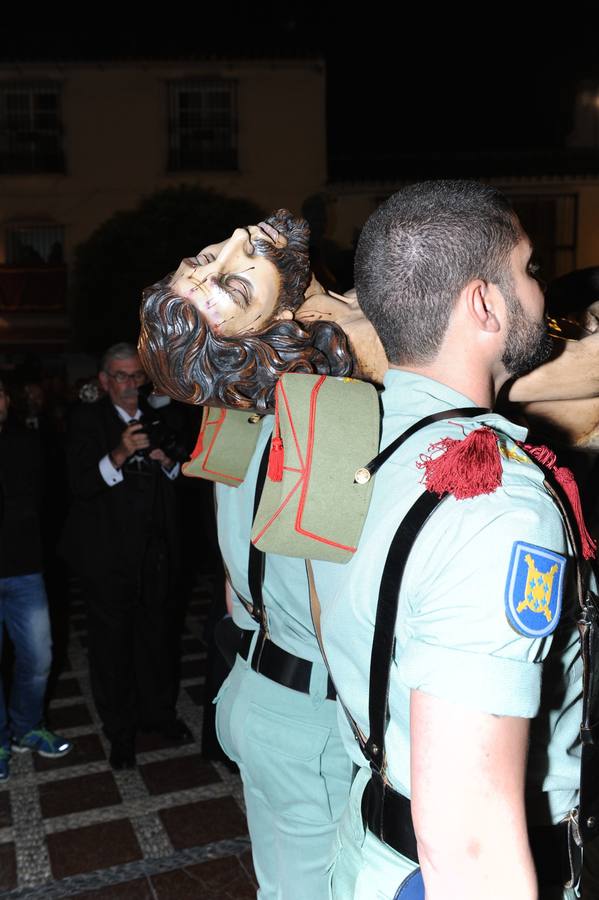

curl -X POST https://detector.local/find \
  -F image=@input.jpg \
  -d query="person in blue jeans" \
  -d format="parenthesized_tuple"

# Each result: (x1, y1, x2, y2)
(0, 380, 71, 779)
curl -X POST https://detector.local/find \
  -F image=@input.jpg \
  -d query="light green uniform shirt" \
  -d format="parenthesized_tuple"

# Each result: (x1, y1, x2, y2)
(315, 370, 583, 825)
(216, 416, 326, 666)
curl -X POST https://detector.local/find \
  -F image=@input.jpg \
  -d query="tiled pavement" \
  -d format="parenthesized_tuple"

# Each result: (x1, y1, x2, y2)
(7, 579, 597, 899)
(0, 580, 257, 899)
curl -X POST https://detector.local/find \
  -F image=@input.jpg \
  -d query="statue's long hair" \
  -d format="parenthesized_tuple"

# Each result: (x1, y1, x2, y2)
(138, 278, 354, 413)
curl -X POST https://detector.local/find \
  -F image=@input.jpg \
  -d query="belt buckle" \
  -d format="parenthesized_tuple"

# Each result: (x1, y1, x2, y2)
(251, 629, 268, 673)
(564, 808, 583, 890)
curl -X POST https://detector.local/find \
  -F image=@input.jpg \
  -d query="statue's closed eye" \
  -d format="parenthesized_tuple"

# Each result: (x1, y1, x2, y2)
(221, 274, 251, 309)
(196, 251, 216, 266)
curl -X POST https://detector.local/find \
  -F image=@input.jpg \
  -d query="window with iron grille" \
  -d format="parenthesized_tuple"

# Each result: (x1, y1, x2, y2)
(0, 81, 64, 174)
(5, 224, 65, 265)
(168, 79, 237, 171)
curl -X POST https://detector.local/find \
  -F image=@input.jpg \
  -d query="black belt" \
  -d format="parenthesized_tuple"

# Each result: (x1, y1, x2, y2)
(361, 774, 578, 888)
(238, 628, 336, 701)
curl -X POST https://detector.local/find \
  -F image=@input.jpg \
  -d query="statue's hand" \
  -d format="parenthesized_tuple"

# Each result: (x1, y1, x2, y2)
(304, 272, 326, 300)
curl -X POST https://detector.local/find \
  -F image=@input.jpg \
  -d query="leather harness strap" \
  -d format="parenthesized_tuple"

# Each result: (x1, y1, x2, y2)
(361, 407, 490, 480)
(244, 436, 336, 700)
(246, 437, 272, 631)
(519, 449, 599, 849)
(365, 489, 442, 772)
(238, 627, 336, 700)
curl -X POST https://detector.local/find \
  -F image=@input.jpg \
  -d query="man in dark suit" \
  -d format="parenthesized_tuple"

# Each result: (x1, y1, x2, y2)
(61, 343, 190, 769)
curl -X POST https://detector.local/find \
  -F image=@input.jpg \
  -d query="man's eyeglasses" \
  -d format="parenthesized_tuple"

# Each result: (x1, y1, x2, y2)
(106, 371, 147, 385)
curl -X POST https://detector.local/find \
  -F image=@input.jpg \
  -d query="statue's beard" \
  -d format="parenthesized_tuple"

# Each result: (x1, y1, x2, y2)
(138, 278, 354, 413)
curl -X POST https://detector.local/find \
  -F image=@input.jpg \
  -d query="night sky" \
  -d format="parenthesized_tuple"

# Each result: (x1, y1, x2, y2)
(2, 8, 599, 179)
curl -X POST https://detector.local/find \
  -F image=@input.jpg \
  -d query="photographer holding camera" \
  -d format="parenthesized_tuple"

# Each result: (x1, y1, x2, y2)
(61, 343, 191, 769)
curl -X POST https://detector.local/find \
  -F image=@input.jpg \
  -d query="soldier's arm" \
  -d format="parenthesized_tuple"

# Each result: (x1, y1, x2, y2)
(410, 689, 537, 900)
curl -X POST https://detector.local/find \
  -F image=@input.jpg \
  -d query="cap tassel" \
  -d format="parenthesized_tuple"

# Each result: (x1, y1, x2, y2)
(267, 436, 284, 482)
(521, 443, 597, 560)
(416, 426, 503, 499)
(266, 382, 284, 482)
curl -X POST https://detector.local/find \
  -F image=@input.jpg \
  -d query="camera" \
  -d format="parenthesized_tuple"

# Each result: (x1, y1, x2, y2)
(138, 415, 188, 464)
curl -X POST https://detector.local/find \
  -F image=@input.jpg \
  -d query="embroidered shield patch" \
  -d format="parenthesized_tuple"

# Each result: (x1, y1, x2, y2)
(505, 541, 566, 637)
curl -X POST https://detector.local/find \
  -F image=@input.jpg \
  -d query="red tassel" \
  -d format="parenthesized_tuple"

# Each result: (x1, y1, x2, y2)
(522, 443, 597, 560)
(268, 382, 284, 482)
(416, 427, 503, 499)
(267, 437, 284, 482)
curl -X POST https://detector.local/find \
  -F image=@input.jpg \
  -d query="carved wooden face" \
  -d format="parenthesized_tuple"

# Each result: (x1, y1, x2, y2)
(138, 282, 354, 413)
(138, 209, 354, 412)
(169, 222, 293, 337)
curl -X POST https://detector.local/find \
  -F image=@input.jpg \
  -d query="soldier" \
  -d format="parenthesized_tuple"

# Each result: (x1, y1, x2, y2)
(142, 210, 355, 899)
(139, 201, 599, 900)
(312, 181, 592, 900)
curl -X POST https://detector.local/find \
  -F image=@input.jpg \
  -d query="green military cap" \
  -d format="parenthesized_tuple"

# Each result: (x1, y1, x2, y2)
(251, 373, 380, 563)
(183, 406, 264, 487)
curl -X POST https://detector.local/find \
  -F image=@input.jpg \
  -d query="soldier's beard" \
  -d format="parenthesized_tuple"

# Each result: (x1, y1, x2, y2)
(501, 286, 553, 378)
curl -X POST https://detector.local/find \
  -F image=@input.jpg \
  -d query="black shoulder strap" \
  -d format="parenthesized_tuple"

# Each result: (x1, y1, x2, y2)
(363, 408, 487, 770)
(362, 407, 489, 479)
(325, 407, 486, 760)
(247, 437, 272, 630)
(519, 449, 599, 846)
(364, 489, 444, 771)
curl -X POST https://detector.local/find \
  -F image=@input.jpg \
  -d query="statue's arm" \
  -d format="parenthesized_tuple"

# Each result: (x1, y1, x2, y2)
(508, 329, 599, 404)
(518, 396, 599, 450)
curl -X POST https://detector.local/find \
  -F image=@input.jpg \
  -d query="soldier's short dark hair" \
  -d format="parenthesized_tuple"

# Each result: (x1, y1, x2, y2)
(354, 180, 521, 365)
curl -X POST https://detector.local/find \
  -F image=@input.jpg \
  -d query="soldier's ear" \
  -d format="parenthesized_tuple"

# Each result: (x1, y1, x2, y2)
(468, 280, 500, 334)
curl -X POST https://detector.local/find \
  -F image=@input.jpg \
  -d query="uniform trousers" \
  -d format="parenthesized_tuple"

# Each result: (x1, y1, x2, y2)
(215, 646, 352, 900)
(331, 766, 578, 900)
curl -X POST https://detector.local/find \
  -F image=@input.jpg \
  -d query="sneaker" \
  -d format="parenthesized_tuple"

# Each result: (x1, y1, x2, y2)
(12, 728, 72, 759)
(0, 746, 10, 781)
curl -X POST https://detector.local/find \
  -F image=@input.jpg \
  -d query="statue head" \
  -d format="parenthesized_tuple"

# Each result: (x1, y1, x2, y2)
(138, 209, 354, 412)
(167, 209, 311, 336)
